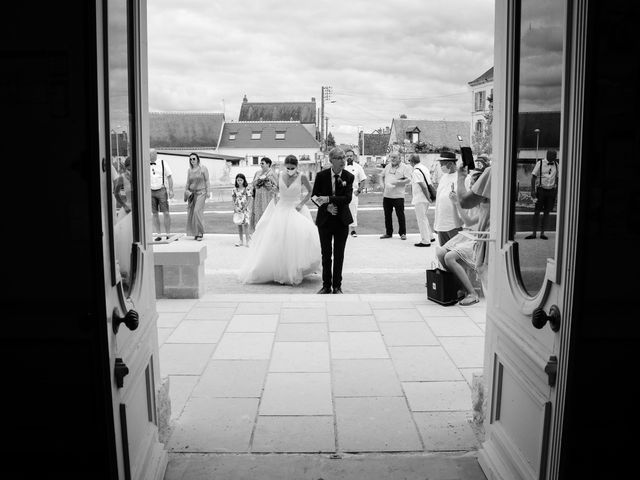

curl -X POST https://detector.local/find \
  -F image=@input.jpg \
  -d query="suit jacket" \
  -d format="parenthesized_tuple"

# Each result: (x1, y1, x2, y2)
(312, 167, 354, 227)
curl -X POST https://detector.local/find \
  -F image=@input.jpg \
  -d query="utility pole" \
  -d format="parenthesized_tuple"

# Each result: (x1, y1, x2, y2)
(321, 86, 332, 151)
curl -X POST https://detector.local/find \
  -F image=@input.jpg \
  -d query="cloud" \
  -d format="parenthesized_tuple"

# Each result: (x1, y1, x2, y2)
(147, 0, 494, 144)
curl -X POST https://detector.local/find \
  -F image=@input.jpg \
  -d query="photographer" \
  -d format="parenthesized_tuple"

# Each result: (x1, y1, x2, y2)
(436, 163, 491, 306)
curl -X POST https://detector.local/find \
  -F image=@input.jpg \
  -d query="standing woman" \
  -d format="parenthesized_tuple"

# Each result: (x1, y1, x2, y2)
(232, 173, 252, 246)
(184, 152, 210, 241)
(250, 157, 277, 231)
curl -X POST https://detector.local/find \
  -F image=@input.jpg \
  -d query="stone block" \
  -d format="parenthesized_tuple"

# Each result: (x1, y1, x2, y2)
(163, 266, 181, 287)
(157, 376, 172, 444)
(153, 242, 207, 299)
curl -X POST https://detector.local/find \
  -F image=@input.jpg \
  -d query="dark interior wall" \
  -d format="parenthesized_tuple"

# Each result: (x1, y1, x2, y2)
(0, 2, 115, 478)
(562, 1, 640, 477)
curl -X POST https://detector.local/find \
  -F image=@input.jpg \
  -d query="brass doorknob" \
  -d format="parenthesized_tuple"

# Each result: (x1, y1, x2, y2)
(113, 308, 139, 334)
(532, 305, 561, 332)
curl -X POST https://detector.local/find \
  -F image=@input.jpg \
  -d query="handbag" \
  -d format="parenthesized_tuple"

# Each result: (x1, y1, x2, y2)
(416, 167, 437, 202)
(183, 189, 192, 202)
(426, 267, 463, 306)
(232, 212, 245, 225)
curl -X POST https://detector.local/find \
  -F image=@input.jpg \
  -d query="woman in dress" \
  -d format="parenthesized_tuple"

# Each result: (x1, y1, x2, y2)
(184, 153, 210, 241)
(238, 155, 321, 285)
(231, 173, 252, 247)
(250, 157, 277, 231)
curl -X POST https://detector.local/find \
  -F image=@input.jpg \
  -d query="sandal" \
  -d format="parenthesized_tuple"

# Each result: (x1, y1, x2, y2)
(459, 294, 479, 306)
(234, 242, 243, 247)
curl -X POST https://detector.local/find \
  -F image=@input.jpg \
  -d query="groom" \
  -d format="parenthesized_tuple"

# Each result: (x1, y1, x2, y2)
(312, 147, 355, 294)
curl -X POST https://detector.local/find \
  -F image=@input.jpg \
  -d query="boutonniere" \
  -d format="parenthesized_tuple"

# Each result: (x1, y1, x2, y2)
(339, 179, 347, 187)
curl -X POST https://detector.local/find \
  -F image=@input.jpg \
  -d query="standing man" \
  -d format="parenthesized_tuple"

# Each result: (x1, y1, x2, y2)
(149, 148, 174, 241)
(433, 151, 463, 245)
(408, 154, 435, 247)
(525, 150, 559, 240)
(379, 152, 412, 240)
(344, 149, 367, 237)
(312, 147, 355, 294)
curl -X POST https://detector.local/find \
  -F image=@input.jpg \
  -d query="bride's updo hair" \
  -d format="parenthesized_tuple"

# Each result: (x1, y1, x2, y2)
(284, 155, 298, 166)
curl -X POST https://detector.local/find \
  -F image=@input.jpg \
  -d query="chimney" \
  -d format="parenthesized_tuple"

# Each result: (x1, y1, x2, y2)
(242, 94, 248, 103)
(311, 97, 316, 102)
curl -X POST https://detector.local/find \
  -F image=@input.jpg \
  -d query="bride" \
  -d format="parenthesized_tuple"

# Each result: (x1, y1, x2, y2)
(238, 155, 321, 285)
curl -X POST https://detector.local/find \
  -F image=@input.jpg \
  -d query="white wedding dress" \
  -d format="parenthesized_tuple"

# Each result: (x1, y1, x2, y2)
(238, 173, 321, 285)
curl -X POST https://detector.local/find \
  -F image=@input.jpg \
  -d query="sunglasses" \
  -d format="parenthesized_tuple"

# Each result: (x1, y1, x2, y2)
(285, 166, 296, 170)
(334, 156, 345, 160)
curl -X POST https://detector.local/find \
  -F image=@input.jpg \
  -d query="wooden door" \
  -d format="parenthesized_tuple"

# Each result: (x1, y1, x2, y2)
(479, 1, 587, 479)
(98, 1, 166, 478)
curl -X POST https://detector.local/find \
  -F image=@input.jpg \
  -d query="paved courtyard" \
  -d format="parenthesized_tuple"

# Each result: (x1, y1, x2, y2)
(157, 293, 486, 456)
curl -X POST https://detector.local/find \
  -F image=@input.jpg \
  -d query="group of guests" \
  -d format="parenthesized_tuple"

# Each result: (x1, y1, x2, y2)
(378, 149, 491, 306)
(145, 146, 494, 304)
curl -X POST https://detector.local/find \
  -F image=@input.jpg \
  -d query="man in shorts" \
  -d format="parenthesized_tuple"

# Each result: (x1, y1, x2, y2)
(149, 148, 174, 241)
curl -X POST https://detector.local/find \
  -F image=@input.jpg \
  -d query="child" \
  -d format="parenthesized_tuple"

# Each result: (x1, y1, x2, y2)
(231, 173, 252, 246)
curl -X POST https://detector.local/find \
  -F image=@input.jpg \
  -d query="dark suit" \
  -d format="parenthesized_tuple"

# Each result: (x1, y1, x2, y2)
(311, 168, 354, 290)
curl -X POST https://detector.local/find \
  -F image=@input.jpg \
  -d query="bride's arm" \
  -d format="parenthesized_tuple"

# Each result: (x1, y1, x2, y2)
(297, 174, 312, 211)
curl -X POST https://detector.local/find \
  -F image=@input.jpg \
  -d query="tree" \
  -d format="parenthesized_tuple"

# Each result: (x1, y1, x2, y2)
(326, 132, 336, 148)
(472, 94, 493, 156)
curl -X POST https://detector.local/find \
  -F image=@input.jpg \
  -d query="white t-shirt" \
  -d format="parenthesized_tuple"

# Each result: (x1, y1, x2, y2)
(532, 159, 558, 189)
(434, 172, 462, 231)
(150, 159, 172, 191)
(411, 163, 432, 205)
(382, 162, 413, 199)
(345, 162, 367, 191)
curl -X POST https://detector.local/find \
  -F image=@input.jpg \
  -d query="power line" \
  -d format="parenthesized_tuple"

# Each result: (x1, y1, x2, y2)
(334, 90, 469, 101)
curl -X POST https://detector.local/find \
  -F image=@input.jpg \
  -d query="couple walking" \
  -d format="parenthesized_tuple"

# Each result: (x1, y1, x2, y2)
(238, 148, 354, 293)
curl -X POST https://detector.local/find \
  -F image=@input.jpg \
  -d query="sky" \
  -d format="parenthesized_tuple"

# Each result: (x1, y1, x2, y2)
(147, 0, 495, 145)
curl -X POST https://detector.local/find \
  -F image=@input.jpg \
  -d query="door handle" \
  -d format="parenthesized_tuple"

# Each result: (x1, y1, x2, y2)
(532, 304, 561, 332)
(113, 308, 139, 334)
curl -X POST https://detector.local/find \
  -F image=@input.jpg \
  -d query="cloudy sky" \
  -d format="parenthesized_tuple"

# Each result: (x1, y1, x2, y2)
(147, 0, 494, 145)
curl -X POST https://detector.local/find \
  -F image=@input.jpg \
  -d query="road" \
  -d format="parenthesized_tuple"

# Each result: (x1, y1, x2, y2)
(155, 192, 556, 235)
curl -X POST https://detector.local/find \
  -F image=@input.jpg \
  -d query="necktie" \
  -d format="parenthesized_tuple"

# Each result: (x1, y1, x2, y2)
(333, 174, 340, 195)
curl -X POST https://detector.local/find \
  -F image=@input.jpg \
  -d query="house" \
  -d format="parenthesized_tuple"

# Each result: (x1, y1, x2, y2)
(359, 131, 391, 166)
(148, 112, 239, 189)
(216, 120, 322, 180)
(149, 111, 225, 150)
(388, 118, 470, 152)
(468, 67, 494, 141)
(238, 95, 318, 140)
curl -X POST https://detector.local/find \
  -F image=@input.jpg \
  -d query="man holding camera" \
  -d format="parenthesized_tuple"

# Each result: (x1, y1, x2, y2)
(379, 152, 412, 240)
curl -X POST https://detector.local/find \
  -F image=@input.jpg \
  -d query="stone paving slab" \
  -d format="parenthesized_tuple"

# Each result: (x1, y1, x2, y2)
(160, 293, 486, 455)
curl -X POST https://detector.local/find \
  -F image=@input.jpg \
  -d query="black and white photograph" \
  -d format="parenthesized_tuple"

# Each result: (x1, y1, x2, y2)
(1, 0, 638, 479)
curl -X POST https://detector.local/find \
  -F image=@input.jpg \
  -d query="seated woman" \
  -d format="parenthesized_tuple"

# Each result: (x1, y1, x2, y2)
(436, 167, 491, 306)
(238, 155, 321, 285)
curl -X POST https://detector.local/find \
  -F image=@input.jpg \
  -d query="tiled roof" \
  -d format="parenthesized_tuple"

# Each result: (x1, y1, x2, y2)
(468, 67, 494, 86)
(516, 111, 561, 149)
(239, 101, 317, 124)
(218, 121, 321, 149)
(149, 112, 225, 149)
(390, 119, 470, 149)
(361, 133, 391, 156)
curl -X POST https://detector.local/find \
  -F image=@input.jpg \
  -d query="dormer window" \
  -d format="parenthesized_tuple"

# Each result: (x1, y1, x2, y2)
(229, 132, 237, 140)
(406, 127, 420, 144)
(251, 132, 261, 140)
(275, 131, 286, 140)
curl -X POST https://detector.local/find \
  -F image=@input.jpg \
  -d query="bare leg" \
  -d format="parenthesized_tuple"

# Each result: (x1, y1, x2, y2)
(236, 225, 244, 245)
(444, 251, 476, 297)
(163, 212, 171, 238)
(152, 213, 161, 239)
